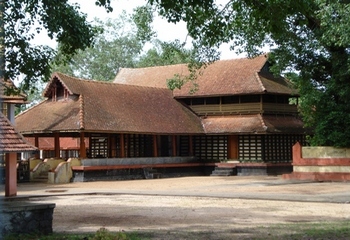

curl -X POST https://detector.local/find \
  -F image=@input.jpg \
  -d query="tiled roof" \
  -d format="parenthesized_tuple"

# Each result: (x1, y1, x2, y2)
(0, 112, 37, 152)
(15, 98, 81, 134)
(1, 79, 28, 104)
(263, 115, 306, 134)
(16, 73, 204, 135)
(202, 114, 305, 134)
(114, 55, 298, 97)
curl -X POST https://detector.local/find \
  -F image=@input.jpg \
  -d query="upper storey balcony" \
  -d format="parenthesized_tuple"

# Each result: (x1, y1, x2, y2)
(181, 94, 299, 116)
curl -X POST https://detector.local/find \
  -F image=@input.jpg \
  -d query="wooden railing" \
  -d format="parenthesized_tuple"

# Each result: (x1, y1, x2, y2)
(189, 103, 298, 116)
(263, 103, 298, 114)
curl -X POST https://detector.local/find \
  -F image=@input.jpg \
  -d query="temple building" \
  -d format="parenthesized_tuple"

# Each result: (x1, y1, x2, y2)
(15, 55, 307, 179)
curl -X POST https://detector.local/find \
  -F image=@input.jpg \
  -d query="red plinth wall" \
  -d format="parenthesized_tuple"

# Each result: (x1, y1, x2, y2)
(282, 142, 350, 181)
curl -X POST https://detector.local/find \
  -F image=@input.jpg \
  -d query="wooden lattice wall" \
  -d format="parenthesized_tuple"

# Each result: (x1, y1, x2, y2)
(193, 135, 228, 162)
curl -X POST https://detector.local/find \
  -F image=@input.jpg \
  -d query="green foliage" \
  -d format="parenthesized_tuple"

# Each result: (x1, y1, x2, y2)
(3, 0, 112, 90)
(132, 5, 156, 43)
(52, 6, 157, 81)
(53, 10, 198, 82)
(255, 221, 350, 240)
(90, 228, 128, 240)
(150, 0, 350, 147)
(3, 228, 138, 240)
(137, 39, 194, 67)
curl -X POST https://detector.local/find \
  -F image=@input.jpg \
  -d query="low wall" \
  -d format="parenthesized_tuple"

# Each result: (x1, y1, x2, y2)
(80, 156, 196, 166)
(236, 163, 292, 176)
(48, 162, 73, 184)
(214, 162, 292, 176)
(0, 201, 55, 236)
(72, 156, 214, 182)
(29, 159, 42, 171)
(43, 158, 65, 170)
(283, 142, 350, 181)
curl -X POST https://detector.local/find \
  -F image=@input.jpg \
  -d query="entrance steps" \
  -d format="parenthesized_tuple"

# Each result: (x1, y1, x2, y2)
(143, 167, 162, 179)
(210, 162, 237, 176)
(31, 172, 49, 182)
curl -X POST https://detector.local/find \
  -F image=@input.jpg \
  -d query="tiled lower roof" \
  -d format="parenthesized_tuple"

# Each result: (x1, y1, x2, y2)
(202, 115, 305, 134)
(0, 113, 37, 152)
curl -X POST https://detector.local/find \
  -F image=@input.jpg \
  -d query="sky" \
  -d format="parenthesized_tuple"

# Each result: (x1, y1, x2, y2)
(37, 0, 242, 60)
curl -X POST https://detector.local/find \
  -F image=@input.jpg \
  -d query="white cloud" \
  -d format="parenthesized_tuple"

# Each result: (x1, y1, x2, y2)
(34, 0, 239, 59)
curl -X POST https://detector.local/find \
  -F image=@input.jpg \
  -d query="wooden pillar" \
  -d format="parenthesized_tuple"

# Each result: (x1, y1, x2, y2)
(110, 135, 116, 158)
(153, 135, 158, 157)
(54, 132, 60, 158)
(34, 135, 40, 159)
(5, 152, 17, 197)
(172, 135, 177, 157)
(79, 132, 86, 158)
(189, 136, 193, 156)
(120, 133, 125, 158)
(292, 141, 302, 164)
(228, 135, 238, 159)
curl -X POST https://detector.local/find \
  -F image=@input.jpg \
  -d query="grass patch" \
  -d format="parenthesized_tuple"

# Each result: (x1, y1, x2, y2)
(3, 221, 350, 240)
(3, 228, 143, 240)
(253, 221, 350, 240)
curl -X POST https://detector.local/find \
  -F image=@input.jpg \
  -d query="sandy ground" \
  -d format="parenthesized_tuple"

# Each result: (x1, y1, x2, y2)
(4, 176, 350, 239)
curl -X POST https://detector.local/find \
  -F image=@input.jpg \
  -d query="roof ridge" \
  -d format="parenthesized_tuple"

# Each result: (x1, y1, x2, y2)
(119, 63, 188, 71)
(55, 72, 116, 84)
(255, 72, 266, 92)
(119, 56, 264, 71)
(79, 94, 85, 130)
(258, 114, 268, 132)
(113, 82, 170, 91)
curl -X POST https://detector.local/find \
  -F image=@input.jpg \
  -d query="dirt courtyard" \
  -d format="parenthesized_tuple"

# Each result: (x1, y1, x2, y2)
(12, 176, 350, 239)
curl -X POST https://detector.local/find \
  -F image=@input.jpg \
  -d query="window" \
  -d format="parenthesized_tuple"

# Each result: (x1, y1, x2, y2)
(191, 98, 205, 105)
(222, 96, 239, 104)
(240, 95, 260, 103)
(206, 97, 220, 105)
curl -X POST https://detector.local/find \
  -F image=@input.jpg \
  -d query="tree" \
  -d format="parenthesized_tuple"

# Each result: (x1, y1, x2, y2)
(137, 39, 195, 67)
(52, 6, 156, 81)
(149, 0, 350, 147)
(52, 5, 201, 82)
(2, 0, 112, 90)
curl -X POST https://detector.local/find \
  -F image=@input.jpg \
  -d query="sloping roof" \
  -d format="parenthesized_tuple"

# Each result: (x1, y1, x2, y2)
(202, 115, 305, 134)
(16, 73, 204, 135)
(262, 115, 306, 134)
(114, 55, 298, 98)
(1, 79, 28, 104)
(0, 112, 37, 152)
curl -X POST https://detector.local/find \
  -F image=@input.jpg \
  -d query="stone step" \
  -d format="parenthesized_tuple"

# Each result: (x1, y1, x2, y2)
(210, 172, 232, 176)
(143, 168, 162, 179)
(210, 167, 236, 176)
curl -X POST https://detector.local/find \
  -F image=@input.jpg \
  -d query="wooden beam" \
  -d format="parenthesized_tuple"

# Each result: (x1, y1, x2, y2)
(79, 132, 86, 158)
(153, 135, 158, 157)
(54, 132, 60, 158)
(120, 133, 125, 158)
(189, 136, 193, 156)
(5, 152, 17, 197)
(172, 135, 177, 157)
(34, 135, 40, 159)
(110, 135, 116, 158)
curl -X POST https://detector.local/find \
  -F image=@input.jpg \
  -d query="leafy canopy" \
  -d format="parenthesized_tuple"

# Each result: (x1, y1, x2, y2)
(52, 5, 197, 82)
(2, 0, 112, 90)
(149, 0, 350, 147)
